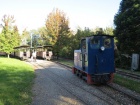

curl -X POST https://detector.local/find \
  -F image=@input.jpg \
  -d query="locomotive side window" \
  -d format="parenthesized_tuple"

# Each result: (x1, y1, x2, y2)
(90, 37, 100, 49)
(81, 39, 86, 52)
(104, 37, 111, 48)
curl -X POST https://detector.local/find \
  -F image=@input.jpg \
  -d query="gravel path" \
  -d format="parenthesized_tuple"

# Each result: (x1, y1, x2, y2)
(29, 60, 117, 105)
(31, 61, 85, 105)
(28, 60, 136, 105)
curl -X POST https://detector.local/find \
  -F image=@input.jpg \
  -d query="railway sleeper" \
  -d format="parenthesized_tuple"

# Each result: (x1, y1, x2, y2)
(92, 74, 110, 84)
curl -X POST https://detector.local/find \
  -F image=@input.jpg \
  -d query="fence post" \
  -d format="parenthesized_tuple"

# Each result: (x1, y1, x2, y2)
(131, 53, 139, 71)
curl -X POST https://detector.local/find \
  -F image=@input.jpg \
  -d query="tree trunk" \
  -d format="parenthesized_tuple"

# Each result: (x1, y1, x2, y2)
(56, 52, 59, 60)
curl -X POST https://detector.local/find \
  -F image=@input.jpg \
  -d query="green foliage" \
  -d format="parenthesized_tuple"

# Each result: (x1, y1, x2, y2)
(25, 29, 44, 48)
(13, 26, 21, 46)
(52, 26, 115, 59)
(38, 27, 51, 45)
(114, 0, 140, 54)
(103, 27, 114, 35)
(72, 27, 94, 49)
(41, 8, 116, 59)
(94, 26, 114, 36)
(115, 54, 131, 69)
(0, 29, 20, 57)
(0, 15, 20, 58)
(93, 27, 104, 35)
(45, 8, 71, 58)
(21, 29, 30, 45)
(62, 27, 94, 59)
(0, 57, 35, 105)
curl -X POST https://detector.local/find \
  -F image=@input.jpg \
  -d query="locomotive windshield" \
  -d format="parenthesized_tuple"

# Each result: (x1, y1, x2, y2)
(90, 36, 112, 49)
(90, 36, 100, 49)
(103, 36, 111, 48)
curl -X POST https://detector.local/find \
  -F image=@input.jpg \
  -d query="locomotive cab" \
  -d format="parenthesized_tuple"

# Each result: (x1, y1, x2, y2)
(73, 35, 115, 84)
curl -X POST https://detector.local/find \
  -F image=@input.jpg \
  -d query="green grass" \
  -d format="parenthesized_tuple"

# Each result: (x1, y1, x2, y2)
(116, 68, 140, 75)
(114, 74, 140, 93)
(53, 59, 74, 67)
(54, 59, 140, 94)
(0, 57, 35, 105)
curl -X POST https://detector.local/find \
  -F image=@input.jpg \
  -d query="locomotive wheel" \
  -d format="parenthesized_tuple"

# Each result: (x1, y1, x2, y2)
(108, 73, 114, 83)
(72, 67, 76, 74)
(76, 70, 79, 76)
(79, 72, 83, 78)
(87, 74, 94, 84)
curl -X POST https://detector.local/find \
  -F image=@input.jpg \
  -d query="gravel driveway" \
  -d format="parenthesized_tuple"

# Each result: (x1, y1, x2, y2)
(29, 60, 121, 105)
(30, 60, 86, 105)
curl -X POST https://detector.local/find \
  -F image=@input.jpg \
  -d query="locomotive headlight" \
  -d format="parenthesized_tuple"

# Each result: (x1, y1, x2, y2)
(101, 46, 105, 51)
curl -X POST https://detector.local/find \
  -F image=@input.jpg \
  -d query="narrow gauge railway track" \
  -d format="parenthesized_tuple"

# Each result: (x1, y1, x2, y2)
(30, 61, 140, 105)
(30, 61, 119, 105)
(116, 69, 140, 80)
(30, 62, 88, 105)
(53, 61, 140, 103)
(54, 61, 140, 81)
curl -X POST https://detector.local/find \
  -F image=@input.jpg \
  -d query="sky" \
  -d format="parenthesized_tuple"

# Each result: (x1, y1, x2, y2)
(0, 0, 122, 33)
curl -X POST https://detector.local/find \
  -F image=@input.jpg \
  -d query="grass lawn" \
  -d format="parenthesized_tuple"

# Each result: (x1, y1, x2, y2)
(54, 59, 74, 67)
(0, 57, 35, 105)
(54, 59, 140, 94)
(114, 74, 140, 93)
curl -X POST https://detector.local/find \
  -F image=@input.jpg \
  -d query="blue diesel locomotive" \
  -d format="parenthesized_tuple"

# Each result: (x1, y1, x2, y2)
(72, 35, 115, 84)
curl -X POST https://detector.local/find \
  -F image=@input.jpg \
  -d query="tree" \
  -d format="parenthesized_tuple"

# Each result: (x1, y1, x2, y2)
(21, 28, 30, 45)
(93, 27, 104, 35)
(45, 8, 71, 58)
(0, 15, 20, 58)
(38, 27, 51, 45)
(13, 25, 20, 47)
(65, 27, 94, 59)
(103, 27, 114, 35)
(114, 0, 140, 54)
(2, 15, 15, 28)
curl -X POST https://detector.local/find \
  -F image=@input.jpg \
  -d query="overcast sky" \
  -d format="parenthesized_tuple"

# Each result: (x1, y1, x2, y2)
(0, 0, 122, 33)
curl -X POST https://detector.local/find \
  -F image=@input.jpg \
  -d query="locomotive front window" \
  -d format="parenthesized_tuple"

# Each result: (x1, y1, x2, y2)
(103, 37, 111, 48)
(90, 37, 100, 49)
